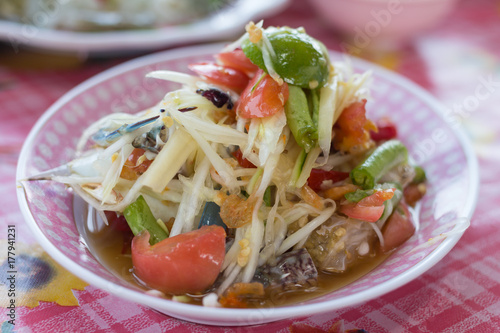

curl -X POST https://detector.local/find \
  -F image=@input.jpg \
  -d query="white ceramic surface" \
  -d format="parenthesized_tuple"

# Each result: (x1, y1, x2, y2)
(17, 43, 478, 326)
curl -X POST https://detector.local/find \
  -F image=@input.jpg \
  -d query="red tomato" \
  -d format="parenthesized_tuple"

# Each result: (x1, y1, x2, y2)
(216, 49, 259, 75)
(236, 70, 289, 119)
(131, 225, 226, 294)
(380, 203, 415, 253)
(232, 148, 256, 168)
(340, 204, 386, 223)
(339, 188, 395, 223)
(188, 62, 250, 93)
(333, 99, 376, 153)
(307, 169, 350, 192)
(370, 118, 398, 142)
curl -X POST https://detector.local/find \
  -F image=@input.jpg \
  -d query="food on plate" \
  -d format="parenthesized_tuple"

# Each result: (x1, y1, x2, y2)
(0, 0, 233, 31)
(38, 22, 426, 307)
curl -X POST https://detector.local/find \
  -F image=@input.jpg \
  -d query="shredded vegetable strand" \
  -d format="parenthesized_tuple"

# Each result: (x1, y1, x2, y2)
(277, 204, 336, 255)
(242, 196, 265, 283)
(173, 110, 248, 147)
(169, 154, 211, 236)
(140, 128, 197, 193)
(100, 144, 134, 204)
(169, 114, 238, 191)
(317, 71, 338, 164)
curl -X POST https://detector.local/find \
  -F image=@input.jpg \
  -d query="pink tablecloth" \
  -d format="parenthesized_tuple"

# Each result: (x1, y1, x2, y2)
(1, 0, 500, 331)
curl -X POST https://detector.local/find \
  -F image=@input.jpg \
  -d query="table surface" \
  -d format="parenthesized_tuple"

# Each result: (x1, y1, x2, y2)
(1, 0, 500, 332)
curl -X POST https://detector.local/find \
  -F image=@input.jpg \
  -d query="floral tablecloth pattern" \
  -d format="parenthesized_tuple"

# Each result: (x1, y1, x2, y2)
(1, 0, 499, 332)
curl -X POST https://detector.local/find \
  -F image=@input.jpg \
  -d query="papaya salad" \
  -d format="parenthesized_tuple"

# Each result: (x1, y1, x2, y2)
(45, 22, 427, 308)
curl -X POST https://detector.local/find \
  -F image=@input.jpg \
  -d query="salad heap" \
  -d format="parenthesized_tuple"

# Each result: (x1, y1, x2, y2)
(49, 22, 426, 308)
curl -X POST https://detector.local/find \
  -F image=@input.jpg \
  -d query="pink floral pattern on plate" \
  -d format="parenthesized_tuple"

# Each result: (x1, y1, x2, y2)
(16, 44, 478, 326)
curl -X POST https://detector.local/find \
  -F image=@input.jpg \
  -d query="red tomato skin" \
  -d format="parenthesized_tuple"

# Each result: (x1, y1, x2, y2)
(131, 225, 226, 294)
(370, 118, 398, 142)
(188, 62, 249, 93)
(339, 189, 395, 222)
(216, 49, 259, 75)
(232, 148, 256, 168)
(307, 169, 350, 192)
(339, 203, 385, 223)
(236, 70, 289, 119)
(380, 203, 415, 253)
(333, 99, 376, 153)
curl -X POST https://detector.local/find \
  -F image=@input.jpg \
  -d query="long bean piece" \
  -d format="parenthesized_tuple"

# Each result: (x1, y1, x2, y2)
(350, 139, 408, 189)
(285, 85, 318, 153)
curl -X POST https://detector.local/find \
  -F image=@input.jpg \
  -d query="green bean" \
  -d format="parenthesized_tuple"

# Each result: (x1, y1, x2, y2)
(350, 140, 408, 189)
(285, 85, 318, 152)
(123, 195, 169, 245)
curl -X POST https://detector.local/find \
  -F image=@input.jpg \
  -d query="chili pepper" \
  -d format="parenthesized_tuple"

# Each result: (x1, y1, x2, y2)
(307, 168, 349, 192)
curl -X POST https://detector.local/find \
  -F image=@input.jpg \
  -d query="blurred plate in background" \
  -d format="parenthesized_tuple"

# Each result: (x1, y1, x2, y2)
(0, 0, 289, 55)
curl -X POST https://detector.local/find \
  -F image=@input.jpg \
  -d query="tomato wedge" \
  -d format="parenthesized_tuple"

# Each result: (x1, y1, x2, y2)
(236, 69, 289, 119)
(188, 62, 250, 93)
(216, 49, 259, 75)
(131, 225, 226, 294)
(339, 188, 395, 222)
(333, 99, 377, 153)
(380, 203, 415, 253)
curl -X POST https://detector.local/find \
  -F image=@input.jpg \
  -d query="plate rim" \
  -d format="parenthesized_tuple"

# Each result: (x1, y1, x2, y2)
(16, 43, 479, 326)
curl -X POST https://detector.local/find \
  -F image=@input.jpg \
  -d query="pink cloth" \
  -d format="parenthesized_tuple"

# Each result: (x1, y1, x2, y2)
(1, 0, 499, 331)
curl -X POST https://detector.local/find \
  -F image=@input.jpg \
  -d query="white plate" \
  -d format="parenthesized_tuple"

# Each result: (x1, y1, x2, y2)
(0, 0, 289, 54)
(17, 43, 479, 326)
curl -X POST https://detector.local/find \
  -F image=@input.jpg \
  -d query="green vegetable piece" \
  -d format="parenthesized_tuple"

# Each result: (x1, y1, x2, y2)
(344, 189, 374, 203)
(263, 186, 273, 207)
(350, 140, 408, 190)
(412, 165, 426, 184)
(285, 85, 318, 152)
(242, 27, 330, 88)
(124, 195, 169, 245)
(305, 88, 320, 127)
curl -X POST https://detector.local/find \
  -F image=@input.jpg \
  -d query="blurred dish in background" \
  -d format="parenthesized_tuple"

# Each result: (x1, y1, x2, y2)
(0, 0, 235, 31)
(0, 0, 289, 55)
(308, 0, 458, 50)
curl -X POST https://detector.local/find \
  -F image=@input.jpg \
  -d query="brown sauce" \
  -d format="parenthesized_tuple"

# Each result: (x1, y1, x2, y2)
(83, 223, 391, 308)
